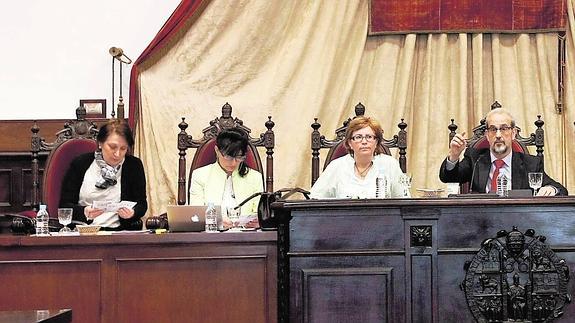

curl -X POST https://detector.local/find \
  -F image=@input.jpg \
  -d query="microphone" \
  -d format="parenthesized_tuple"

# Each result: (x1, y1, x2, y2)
(109, 46, 123, 57)
(108, 47, 132, 64)
(469, 154, 484, 193)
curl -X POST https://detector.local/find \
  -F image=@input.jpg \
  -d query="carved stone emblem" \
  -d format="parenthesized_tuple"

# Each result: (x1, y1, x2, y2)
(462, 227, 571, 322)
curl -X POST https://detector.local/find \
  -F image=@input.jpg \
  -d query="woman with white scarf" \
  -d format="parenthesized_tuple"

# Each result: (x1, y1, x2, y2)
(60, 120, 147, 230)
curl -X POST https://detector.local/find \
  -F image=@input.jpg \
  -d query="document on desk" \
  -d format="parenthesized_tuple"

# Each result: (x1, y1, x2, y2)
(106, 230, 153, 235)
(92, 200, 137, 212)
(238, 213, 258, 226)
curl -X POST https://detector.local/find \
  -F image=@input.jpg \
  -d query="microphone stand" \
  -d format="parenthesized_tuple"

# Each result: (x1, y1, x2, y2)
(109, 47, 132, 119)
(233, 188, 310, 230)
(469, 154, 483, 194)
(234, 188, 311, 210)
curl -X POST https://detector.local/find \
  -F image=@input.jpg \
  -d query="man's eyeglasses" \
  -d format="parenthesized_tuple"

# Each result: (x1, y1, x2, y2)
(487, 125, 514, 135)
(350, 134, 377, 142)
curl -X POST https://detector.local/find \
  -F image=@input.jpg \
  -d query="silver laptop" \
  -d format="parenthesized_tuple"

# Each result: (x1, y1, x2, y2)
(166, 205, 221, 232)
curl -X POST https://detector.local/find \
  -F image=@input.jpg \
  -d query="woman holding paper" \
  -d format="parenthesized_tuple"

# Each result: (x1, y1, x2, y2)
(60, 120, 147, 230)
(189, 127, 262, 229)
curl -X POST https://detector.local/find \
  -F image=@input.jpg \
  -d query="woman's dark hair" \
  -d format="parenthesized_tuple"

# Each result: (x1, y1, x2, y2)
(97, 120, 135, 148)
(216, 127, 250, 176)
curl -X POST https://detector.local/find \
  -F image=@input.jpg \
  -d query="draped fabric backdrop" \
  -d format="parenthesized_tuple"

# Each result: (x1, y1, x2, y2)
(131, 0, 575, 217)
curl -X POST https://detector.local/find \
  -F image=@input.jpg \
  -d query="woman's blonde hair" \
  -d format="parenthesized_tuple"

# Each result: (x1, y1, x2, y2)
(344, 116, 385, 155)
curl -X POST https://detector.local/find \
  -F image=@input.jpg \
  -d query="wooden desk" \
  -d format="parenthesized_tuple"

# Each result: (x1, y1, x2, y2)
(0, 232, 277, 323)
(0, 309, 72, 323)
(273, 197, 575, 322)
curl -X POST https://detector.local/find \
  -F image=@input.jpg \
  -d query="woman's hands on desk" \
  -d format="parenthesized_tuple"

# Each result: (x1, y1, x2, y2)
(117, 207, 135, 219)
(243, 217, 259, 229)
(221, 217, 259, 229)
(537, 186, 557, 196)
(84, 206, 135, 219)
(84, 206, 104, 220)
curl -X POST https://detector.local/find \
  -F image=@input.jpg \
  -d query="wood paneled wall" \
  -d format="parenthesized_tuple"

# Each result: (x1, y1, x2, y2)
(0, 119, 108, 213)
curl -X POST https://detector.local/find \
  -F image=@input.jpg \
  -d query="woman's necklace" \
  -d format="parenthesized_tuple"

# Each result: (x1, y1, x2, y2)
(354, 161, 373, 178)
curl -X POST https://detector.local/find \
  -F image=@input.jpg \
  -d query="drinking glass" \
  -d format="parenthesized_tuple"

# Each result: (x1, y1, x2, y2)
(399, 173, 412, 197)
(58, 208, 73, 233)
(227, 207, 242, 231)
(528, 172, 543, 197)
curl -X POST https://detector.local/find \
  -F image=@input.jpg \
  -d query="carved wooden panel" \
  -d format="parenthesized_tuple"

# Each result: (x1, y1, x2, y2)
(0, 153, 45, 213)
(302, 267, 393, 322)
(0, 232, 277, 323)
(0, 260, 102, 323)
(0, 118, 108, 214)
(0, 169, 11, 207)
(22, 166, 36, 207)
(116, 256, 269, 323)
(0, 119, 107, 152)
(275, 198, 575, 322)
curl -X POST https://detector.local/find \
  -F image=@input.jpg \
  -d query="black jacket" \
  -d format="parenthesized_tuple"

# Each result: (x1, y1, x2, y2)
(60, 153, 148, 229)
(439, 148, 567, 196)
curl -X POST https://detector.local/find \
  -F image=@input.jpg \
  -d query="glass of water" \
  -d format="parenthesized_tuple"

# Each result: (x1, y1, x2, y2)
(399, 173, 412, 197)
(528, 172, 543, 196)
(227, 207, 242, 231)
(57, 208, 73, 233)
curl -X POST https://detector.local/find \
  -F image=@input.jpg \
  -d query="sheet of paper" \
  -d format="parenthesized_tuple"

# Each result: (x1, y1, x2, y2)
(92, 200, 137, 213)
(238, 213, 257, 226)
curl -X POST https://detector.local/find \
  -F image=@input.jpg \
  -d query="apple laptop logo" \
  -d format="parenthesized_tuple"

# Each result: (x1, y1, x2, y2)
(191, 214, 200, 222)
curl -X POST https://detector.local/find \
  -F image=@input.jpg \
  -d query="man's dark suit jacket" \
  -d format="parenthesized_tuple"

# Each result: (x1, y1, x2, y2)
(439, 148, 568, 195)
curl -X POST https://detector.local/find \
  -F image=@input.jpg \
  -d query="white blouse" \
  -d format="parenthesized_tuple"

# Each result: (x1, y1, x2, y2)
(310, 154, 408, 199)
(79, 160, 122, 228)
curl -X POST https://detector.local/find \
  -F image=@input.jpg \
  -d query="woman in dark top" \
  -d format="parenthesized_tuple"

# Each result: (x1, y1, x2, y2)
(60, 120, 147, 230)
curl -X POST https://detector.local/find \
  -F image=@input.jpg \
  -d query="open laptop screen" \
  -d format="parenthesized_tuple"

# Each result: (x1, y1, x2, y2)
(166, 205, 222, 232)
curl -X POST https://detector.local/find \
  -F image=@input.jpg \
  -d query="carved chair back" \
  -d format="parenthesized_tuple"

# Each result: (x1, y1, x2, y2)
(31, 106, 99, 217)
(177, 103, 275, 205)
(448, 101, 545, 193)
(310, 102, 408, 185)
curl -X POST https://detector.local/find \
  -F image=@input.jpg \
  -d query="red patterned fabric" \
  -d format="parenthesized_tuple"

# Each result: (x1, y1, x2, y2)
(369, 0, 566, 35)
(490, 159, 506, 193)
(44, 139, 98, 217)
(324, 142, 348, 170)
(129, 0, 210, 128)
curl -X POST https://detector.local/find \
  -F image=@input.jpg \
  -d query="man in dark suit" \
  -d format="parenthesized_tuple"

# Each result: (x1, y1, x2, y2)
(439, 108, 567, 196)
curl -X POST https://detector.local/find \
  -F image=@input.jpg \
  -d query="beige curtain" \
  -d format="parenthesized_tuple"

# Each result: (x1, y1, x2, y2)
(135, 0, 575, 217)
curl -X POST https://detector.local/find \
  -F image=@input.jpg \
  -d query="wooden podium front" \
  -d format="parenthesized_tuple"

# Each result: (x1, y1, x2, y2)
(0, 231, 277, 323)
(273, 197, 575, 322)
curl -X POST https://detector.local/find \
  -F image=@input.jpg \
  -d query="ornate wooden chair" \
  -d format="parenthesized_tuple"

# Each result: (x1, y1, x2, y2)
(31, 106, 99, 218)
(310, 102, 408, 185)
(447, 101, 545, 193)
(10, 107, 143, 232)
(177, 103, 275, 205)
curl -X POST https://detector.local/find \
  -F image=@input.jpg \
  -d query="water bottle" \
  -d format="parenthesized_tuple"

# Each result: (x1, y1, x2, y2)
(496, 173, 509, 197)
(375, 172, 388, 198)
(205, 203, 218, 233)
(36, 204, 50, 236)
